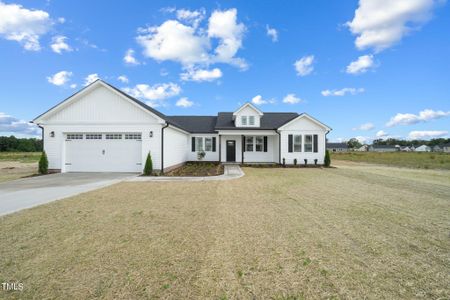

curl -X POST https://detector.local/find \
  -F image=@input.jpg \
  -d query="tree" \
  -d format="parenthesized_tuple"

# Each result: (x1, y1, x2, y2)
(347, 138, 362, 149)
(324, 150, 331, 167)
(143, 152, 153, 175)
(38, 151, 48, 174)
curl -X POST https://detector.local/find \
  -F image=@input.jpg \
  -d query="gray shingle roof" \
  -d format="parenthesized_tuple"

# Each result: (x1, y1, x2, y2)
(215, 112, 299, 130)
(166, 116, 217, 133)
(326, 143, 348, 149)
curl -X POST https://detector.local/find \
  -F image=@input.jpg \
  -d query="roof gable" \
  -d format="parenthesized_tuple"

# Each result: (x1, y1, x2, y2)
(232, 102, 263, 117)
(277, 113, 331, 131)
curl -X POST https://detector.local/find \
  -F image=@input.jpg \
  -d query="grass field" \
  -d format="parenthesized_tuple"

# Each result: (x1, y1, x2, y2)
(0, 152, 40, 183)
(1, 163, 449, 299)
(332, 151, 450, 169)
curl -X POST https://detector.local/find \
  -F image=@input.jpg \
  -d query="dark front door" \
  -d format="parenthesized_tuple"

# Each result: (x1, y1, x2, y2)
(226, 140, 236, 162)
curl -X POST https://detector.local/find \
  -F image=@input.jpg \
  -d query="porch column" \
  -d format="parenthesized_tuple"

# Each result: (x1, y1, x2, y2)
(241, 135, 244, 164)
(218, 134, 221, 162)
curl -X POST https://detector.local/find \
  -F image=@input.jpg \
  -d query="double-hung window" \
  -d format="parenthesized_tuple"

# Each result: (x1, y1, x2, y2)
(304, 135, 313, 152)
(249, 116, 255, 126)
(205, 137, 213, 151)
(293, 135, 302, 152)
(245, 136, 254, 151)
(195, 137, 204, 151)
(255, 136, 263, 152)
(241, 116, 248, 126)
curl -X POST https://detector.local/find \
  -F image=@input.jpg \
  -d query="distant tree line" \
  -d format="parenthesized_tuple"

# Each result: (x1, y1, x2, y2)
(345, 137, 450, 149)
(0, 136, 43, 152)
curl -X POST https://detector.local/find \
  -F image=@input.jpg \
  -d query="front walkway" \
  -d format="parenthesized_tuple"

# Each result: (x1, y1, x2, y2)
(128, 164, 245, 182)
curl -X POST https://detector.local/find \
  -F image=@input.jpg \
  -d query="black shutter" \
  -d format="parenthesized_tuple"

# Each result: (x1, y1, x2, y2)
(191, 137, 195, 152)
(212, 137, 216, 152)
(242, 136, 245, 152)
(288, 134, 293, 153)
(313, 134, 318, 153)
(263, 136, 268, 152)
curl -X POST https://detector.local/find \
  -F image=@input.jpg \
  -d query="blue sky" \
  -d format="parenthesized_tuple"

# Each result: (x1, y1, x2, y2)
(0, 0, 449, 142)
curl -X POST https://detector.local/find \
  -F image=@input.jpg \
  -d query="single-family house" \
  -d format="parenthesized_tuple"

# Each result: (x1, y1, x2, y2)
(355, 144, 368, 152)
(442, 143, 450, 153)
(432, 145, 443, 152)
(326, 143, 348, 152)
(415, 145, 431, 152)
(368, 145, 399, 152)
(32, 80, 332, 173)
(400, 146, 412, 152)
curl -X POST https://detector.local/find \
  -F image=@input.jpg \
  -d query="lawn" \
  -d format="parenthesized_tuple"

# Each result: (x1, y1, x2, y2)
(0, 163, 449, 299)
(0, 152, 40, 183)
(332, 151, 450, 169)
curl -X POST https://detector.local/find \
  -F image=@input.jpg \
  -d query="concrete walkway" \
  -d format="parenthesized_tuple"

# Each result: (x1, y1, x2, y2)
(128, 164, 245, 182)
(0, 173, 135, 216)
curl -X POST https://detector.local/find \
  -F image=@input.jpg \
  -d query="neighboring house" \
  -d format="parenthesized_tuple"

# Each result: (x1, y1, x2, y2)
(368, 145, 399, 152)
(32, 80, 331, 173)
(400, 146, 412, 152)
(432, 145, 443, 152)
(355, 144, 368, 152)
(442, 143, 450, 153)
(415, 145, 431, 152)
(326, 143, 348, 152)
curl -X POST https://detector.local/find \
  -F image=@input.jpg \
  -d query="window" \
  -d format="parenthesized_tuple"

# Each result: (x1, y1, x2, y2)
(125, 133, 142, 140)
(294, 135, 302, 152)
(105, 134, 122, 140)
(86, 134, 102, 139)
(304, 135, 313, 152)
(245, 136, 254, 151)
(205, 137, 213, 151)
(255, 136, 263, 152)
(67, 134, 83, 140)
(249, 116, 255, 126)
(195, 137, 204, 151)
(241, 116, 247, 126)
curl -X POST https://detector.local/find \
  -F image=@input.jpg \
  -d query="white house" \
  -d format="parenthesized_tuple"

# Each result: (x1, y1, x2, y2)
(32, 80, 331, 173)
(415, 145, 431, 152)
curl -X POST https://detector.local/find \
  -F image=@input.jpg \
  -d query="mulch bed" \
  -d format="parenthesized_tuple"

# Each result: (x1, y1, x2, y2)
(165, 162, 224, 177)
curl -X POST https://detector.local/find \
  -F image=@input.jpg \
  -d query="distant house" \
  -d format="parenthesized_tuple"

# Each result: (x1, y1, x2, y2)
(415, 145, 431, 152)
(368, 145, 399, 152)
(441, 143, 450, 153)
(432, 145, 443, 152)
(355, 144, 369, 152)
(400, 146, 412, 152)
(326, 143, 348, 152)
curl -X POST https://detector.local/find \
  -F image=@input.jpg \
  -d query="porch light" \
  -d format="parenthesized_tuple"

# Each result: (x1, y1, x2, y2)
(149, 131, 153, 138)
(50, 131, 55, 138)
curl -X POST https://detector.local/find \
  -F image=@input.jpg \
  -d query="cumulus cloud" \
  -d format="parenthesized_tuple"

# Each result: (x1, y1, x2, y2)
(0, 112, 40, 136)
(353, 122, 374, 131)
(322, 87, 365, 97)
(346, 55, 375, 74)
(84, 73, 100, 86)
(176, 8, 205, 28)
(347, 0, 438, 52)
(47, 71, 72, 86)
(294, 55, 314, 76)
(386, 109, 450, 127)
(266, 25, 278, 42)
(282, 93, 302, 104)
(70, 83, 77, 89)
(408, 130, 448, 139)
(122, 82, 181, 107)
(124, 48, 140, 65)
(180, 67, 222, 82)
(50, 35, 72, 54)
(176, 97, 194, 108)
(117, 75, 129, 83)
(376, 130, 388, 138)
(251, 95, 275, 105)
(0, 2, 53, 51)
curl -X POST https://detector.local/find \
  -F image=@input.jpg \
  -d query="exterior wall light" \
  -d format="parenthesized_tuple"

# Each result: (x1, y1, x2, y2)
(50, 131, 55, 138)
(149, 131, 153, 138)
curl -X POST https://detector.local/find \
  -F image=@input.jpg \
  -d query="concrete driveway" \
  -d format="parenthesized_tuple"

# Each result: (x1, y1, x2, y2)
(0, 173, 136, 216)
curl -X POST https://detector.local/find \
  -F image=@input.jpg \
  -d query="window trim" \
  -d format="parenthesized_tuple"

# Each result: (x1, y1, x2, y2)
(293, 134, 302, 152)
(249, 115, 255, 126)
(304, 134, 313, 152)
(241, 116, 248, 126)
(245, 136, 254, 151)
(255, 136, 263, 152)
(66, 133, 83, 140)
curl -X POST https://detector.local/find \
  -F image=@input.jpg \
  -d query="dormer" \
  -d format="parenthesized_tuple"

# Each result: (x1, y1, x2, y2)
(233, 103, 264, 127)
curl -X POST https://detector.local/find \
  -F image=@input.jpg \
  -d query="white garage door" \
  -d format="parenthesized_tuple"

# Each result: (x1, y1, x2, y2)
(65, 133, 142, 172)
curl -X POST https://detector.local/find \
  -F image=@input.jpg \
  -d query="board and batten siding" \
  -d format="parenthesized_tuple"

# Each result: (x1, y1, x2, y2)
(163, 126, 189, 170)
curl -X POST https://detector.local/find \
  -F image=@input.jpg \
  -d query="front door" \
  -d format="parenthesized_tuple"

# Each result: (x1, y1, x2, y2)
(226, 140, 236, 162)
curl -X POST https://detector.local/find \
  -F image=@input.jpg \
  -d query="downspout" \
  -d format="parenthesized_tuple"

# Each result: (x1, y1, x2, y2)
(276, 130, 281, 164)
(161, 123, 169, 174)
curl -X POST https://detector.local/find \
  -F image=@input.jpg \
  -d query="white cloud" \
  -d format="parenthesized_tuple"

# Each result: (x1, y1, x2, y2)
(282, 93, 302, 104)
(50, 35, 72, 54)
(386, 109, 450, 127)
(0, 2, 53, 51)
(347, 0, 438, 52)
(57, 17, 65, 24)
(251, 95, 275, 105)
(84, 73, 100, 86)
(176, 8, 205, 28)
(0, 112, 40, 136)
(353, 122, 374, 131)
(322, 87, 365, 97)
(408, 130, 448, 139)
(346, 55, 375, 74)
(122, 82, 181, 107)
(47, 71, 72, 86)
(117, 75, 129, 83)
(176, 97, 194, 108)
(70, 83, 77, 89)
(294, 55, 314, 76)
(124, 48, 140, 65)
(354, 135, 371, 144)
(376, 130, 388, 138)
(180, 68, 222, 82)
(266, 25, 278, 42)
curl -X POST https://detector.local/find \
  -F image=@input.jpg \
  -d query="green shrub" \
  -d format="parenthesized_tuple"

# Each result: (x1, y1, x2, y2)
(38, 151, 48, 174)
(143, 152, 153, 175)
(324, 150, 331, 167)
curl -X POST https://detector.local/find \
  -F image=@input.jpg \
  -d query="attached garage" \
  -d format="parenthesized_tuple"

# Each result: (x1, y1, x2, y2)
(64, 133, 142, 172)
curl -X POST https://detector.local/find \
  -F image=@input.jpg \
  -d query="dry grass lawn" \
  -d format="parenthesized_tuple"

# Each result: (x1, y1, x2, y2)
(0, 161, 38, 183)
(0, 162, 449, 299)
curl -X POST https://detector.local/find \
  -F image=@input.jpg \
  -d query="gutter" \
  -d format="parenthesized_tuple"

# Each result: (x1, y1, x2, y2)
(161, 123, 169, 174)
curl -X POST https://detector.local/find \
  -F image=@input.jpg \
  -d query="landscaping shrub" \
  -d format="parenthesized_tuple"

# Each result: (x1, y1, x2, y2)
(324, 150, 331, 167)
(143, 153, 153, 175)
(38, 151, 48, 174)
(294, 158, 297, 165)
